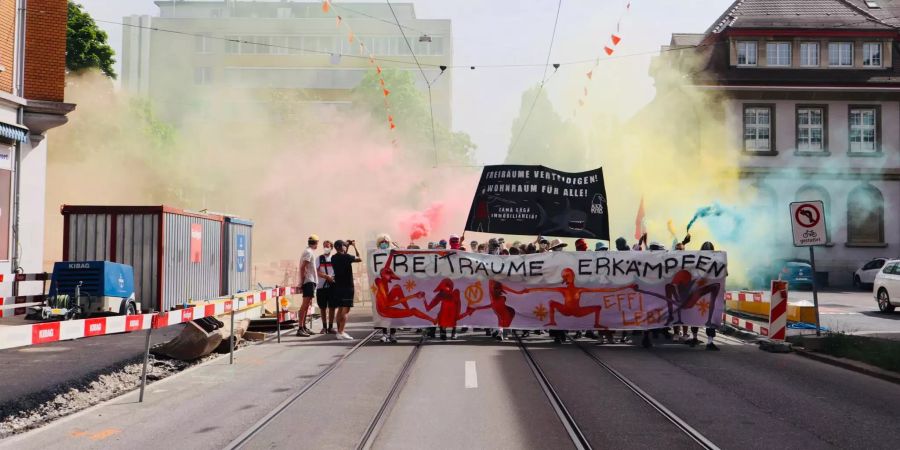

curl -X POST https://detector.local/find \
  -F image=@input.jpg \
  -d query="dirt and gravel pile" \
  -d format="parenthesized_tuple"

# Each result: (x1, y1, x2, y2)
(0, 344, 244, 438)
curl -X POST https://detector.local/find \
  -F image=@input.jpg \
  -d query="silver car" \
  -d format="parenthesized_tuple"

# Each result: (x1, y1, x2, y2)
(873, 259, 900, 313)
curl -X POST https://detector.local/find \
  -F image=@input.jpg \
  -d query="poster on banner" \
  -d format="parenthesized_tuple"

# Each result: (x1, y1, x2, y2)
(367, 249, 727, 330)
(464, 165, 610, 239)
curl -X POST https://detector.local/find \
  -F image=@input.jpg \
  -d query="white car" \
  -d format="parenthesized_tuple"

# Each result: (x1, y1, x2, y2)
(854, 257, 889, 289)
(873, 259, 900, 313)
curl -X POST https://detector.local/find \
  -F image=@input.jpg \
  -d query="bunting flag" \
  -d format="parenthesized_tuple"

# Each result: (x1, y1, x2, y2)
(574, 1, 632, 118)
(320, 1, 398, 141)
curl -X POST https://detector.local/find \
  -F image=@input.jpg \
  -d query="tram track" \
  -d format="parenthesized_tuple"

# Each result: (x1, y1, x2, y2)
(224, 330, 424, 450)
(516, 332, 720, 450)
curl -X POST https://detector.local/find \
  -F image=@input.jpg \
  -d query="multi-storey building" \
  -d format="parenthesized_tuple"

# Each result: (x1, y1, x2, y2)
(0, 0, 74, 303)
(655, 0, 900, 286)
(121, 0, 453, 126)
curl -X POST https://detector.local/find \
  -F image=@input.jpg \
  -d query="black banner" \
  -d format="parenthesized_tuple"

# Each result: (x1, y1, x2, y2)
(465, 165, 609, 239)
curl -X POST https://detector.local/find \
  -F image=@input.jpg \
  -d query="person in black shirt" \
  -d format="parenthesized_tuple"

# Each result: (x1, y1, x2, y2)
(331, 240, 361, 340)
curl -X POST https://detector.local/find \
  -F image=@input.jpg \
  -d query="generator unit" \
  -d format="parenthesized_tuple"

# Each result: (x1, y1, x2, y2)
(27, 261, 140, 320)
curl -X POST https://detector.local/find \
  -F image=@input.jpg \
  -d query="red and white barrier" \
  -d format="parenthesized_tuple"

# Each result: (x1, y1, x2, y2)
(0, 295, 47, 318)
(0, 287, 292, 351)
(723, 312, 770, 337)
(768, 280, 788, 341)
(724, 291, 765, 302)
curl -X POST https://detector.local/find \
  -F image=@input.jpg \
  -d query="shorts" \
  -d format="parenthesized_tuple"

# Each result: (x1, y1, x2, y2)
(316, 287, 333, 309)
(302, 282, 316, 298)
(333, 287, 354, 308)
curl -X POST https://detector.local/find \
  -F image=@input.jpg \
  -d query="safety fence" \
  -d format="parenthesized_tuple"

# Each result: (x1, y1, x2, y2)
(0, 272, 50, 318)
(0, 286, 300, 351)
(723, 281, 790, 341)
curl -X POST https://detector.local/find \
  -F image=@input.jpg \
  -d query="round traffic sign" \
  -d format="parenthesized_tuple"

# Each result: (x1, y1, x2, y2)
(794, 203, 821, 228)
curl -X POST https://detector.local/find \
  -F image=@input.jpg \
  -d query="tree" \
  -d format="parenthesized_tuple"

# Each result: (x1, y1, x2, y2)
(352, 69, 475, 165)
(67, 1, 116, 78)
(505, 85, 587, 171)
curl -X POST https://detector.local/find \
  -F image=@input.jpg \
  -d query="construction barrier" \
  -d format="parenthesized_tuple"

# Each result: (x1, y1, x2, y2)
(768, 281, 788, 341)
(724, 289, 816, 324)
(723, 312, 769, 337)
(0, 271, 49, 318)
(0, 287, 296, 351)
(723, 281, 792, 340)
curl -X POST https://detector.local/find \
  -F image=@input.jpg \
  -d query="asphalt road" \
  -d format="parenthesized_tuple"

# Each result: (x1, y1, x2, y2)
(788, 289, 900, 336)
(5, 315, 899, 450)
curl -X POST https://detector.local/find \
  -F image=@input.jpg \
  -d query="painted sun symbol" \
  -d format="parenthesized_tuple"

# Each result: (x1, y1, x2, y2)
(404, 279, 417, 292)
(533, 304, 548, 322)
(697, 299, 710, 317)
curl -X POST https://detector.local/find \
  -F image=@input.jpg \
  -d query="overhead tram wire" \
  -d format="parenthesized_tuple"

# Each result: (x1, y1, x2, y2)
(329, 2, 431, 37)
(507, 0, 564, 155)
(385, 0, 439, 167)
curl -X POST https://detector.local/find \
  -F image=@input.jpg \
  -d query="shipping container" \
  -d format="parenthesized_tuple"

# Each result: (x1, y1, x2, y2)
(61, 205, 251, 312)
(222, 216, 253, 295)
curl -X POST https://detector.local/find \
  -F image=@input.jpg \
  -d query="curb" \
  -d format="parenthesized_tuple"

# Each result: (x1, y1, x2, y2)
(793, 346, 900, 386)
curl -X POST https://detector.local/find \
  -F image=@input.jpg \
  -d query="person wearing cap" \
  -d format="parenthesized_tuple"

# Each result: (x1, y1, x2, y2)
(375, 233, 399, 342)
(449, 234, 461, 250)
(595, 242, 609, 251)
(297, 235, 320, 337)
(331, 239, 362, 340)
(316, 240, 336, 334)
(615, 237, 629, 251)
(548, 238, 568, 251)
(537, 237, 550, 253)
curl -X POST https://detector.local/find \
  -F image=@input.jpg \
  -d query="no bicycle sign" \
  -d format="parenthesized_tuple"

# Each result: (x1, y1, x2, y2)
(790, 201, 827, 247)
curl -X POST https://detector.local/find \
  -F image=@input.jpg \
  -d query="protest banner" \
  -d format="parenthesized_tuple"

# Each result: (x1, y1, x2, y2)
(464, 165, 610, 240)
(368, 249, 726, 330)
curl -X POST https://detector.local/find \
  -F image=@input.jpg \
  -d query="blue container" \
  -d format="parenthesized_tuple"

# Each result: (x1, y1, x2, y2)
(49, 261, 135, 298)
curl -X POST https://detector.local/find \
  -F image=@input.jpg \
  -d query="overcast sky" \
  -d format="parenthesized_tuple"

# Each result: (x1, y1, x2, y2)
(77, 0, 733, 164)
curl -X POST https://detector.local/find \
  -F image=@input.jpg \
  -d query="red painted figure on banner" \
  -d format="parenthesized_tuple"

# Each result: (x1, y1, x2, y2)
(461, 280, 519, 327)
(522, 268, 636, 328)
(373, 265, 435, 323)
(425, 278, 463, 329)
(637, 270, 720, 327)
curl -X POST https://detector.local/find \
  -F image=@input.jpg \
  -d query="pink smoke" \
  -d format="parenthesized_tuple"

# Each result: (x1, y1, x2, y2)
(399, 203, 445, 242)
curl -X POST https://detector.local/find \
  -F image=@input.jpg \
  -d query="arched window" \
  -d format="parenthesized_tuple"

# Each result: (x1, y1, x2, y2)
(847, 184, 884, 245)
(796, 184, 831, 242)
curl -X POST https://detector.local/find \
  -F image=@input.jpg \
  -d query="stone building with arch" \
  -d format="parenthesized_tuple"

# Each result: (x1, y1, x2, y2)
(654, 0, 900, 286)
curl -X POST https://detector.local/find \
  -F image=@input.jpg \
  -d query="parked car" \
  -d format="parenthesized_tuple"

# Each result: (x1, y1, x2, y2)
(747, 259, 814, 290)
(854, 257, 890, 289)
(873, 260, 900, 313)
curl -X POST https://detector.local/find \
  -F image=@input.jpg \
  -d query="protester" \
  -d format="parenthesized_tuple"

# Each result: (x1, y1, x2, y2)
(470, 240, 479, 251)
(537, 237, 550, 253)
(427, 242, 435, 250)
(477, 243, 488, 254)
(488, 238, 501, 255)
(595, 242, 609, 251)
(575, 238, 588, 252)
(376, 234, 399, 343)
(316, 240, 336, 334)
(675, 242, 685, 250)
(548, 238, 567, 251)
(508, 246, 521, 255)
(700, 241, 720, 351)
(297, 235, 319, 337)
(331, 240, 361, 340)
(438, 239, 448, 249)
(449, 234, 461, 250)
(615, 237, 629, 251)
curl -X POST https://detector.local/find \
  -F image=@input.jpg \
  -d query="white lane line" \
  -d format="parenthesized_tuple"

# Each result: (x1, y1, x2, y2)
(465, 360, 478, 389)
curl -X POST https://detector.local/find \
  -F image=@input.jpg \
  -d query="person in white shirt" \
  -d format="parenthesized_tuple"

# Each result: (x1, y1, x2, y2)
(297, 235, 319, 337)
(317, 240, 336, 334)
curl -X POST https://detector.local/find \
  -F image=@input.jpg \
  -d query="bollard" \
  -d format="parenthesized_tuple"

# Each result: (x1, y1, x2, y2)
(230, 295, 236, 365)
(275, 285, 281, 344)
(139, 315, 154, 403)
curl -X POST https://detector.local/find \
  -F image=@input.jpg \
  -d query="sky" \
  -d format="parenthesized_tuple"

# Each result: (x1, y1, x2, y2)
(77, 0, 734, 164)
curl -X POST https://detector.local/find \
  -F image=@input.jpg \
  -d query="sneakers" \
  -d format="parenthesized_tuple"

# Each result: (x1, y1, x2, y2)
(335, 332, 345, 340)
(687, 338, 700, 348)
(296, 328, 311, 337)
(706, 342, 719, 351)
(388, 334, 398, 343)
(380, 335, 390, 343)
(341, 332, 354, 340)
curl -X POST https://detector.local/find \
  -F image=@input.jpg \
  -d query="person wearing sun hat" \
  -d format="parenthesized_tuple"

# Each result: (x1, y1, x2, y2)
(548, 238, 568, 251)
(296, 234, 319, 337)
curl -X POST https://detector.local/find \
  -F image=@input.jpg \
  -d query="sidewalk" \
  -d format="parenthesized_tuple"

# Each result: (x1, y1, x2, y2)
(0, 314, 376, 450)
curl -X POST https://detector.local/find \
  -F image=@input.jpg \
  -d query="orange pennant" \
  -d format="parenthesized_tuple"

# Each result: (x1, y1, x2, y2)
(376, 66, 382, 74)
(322, 0, 330, 13)
(604, 46, 614, 56)
(390, 122, 396, 130)
(348, 31, 355, 43)
(383, 88, 390, 97)
(380, 78, 385, 86)
(388, 115, 394, 122)
(611, 34, 621, 45)
(336, 16, 342, 27)
(586, 70, 593, 80)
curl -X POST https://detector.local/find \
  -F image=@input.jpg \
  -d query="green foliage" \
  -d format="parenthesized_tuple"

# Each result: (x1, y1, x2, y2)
(505, 85, 587, 171)
(352, 69, 475, 165)
(820, 332, 900, 373)
(67, 1, 116, 78)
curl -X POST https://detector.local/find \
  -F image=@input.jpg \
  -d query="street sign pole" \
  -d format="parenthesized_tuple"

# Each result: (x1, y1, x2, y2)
(808, 247, 822, 336)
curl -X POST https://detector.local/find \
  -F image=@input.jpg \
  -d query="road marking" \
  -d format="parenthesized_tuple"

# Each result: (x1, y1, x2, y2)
(465, 360, 478, 389)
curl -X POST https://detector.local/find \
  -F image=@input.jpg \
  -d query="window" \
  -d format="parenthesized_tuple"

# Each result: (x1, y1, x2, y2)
(737, 41, 758, 66)
(829, 42, 853, 66)
(800, 42, 819, 66)
(863, 259, 886, 270)
(863, 42, 882, 67)
(767, 42, 791, 66)
(849, 106, 879, 153)
(847, 185, 884, 245)
(743, 106, 773, 151)
(195, 34, 211, 53)
(796, 107, 826, 151)
(796, 185, 831, 242)
(194, 67, 213, 85)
